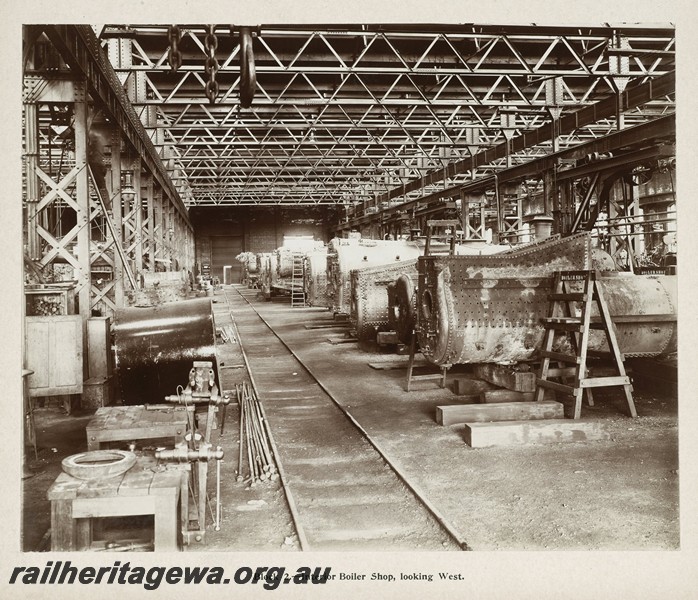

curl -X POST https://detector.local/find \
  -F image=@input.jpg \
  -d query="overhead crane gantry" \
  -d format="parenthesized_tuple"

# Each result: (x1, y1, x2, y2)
(97, 23, 675, 209)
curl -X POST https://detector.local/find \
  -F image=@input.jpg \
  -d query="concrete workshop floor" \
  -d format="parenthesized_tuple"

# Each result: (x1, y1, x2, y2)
(21, 287, 679, 551)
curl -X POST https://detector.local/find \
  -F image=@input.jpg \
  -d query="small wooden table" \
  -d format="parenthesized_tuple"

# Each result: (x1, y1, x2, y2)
(47, 455, 185, 551)
(86, 405, 188, 451)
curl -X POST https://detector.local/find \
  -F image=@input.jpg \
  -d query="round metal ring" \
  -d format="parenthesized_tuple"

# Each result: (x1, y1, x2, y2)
(61, 450, 137, 480)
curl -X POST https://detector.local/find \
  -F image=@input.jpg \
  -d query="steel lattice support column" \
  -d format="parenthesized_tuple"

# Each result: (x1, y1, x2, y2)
(152, 185, 164, 267)
(143, 173, 155, 272)
(110, 129, 126, 307)
(73, 83, 92, 328)
(23, 103, 41, 260)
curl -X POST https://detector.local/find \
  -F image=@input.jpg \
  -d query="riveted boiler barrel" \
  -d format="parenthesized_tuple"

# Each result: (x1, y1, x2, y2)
(257, 253, 273, 297)
(350, 259, 418, 340)
(276, 247, 296, 278)
(417, 233, 593, 364)
(417, 259, 677, 365)
(595, 275, 677, 358)
(113, 298, 218, 404)
(383, 243, 514, 345)
(304, 248, 329, 307)
(327, 239, 421, 315)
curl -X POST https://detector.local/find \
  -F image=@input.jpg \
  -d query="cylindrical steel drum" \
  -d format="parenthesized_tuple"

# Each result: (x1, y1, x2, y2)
(327, 238, 421, 315)
(418, 233, 592, 364)
(383, 242, 512, 345)
(113, 298, 218, 404)
(276, 247, 295, 278)
(304, 248, 329, 307)
(417, 235, 676, 365)
(350, 259, 418, 340)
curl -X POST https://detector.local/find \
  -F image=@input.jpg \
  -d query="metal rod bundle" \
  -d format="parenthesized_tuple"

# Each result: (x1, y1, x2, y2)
(235, 381, 278, 486)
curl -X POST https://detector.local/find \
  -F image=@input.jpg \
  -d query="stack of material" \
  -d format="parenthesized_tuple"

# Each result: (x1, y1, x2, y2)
(29, 295, 65, 315)
(235, 381, 278, 486)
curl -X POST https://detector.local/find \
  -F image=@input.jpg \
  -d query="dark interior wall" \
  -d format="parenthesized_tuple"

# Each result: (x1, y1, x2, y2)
(190, 206, 338, 280)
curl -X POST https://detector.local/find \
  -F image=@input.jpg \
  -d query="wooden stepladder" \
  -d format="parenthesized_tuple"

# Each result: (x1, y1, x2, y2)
(534, 270, 637, 419)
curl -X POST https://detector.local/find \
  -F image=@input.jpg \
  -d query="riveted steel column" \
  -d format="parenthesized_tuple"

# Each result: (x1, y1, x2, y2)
(74, 83, 91, 326)
(24, 102, 41, 260)
(153, 185, 163, 267)
(133, 160, 144, 278)
(144, 173, 155, 272)
(110, 129, 125, 307)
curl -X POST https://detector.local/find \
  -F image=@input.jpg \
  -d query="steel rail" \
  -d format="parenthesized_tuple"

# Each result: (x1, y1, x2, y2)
(220, 287, 310, 551)
(231, 285, 471, 550)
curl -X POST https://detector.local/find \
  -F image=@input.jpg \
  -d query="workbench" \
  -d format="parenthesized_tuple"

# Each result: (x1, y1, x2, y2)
(47, 455, 185, 551)
(86, 405, 188, 451)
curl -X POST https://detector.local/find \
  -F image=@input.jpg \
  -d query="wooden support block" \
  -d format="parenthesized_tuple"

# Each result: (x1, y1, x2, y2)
(451, 377, 494, 395)
(480, 390, 535, 403)
(81, 376, 113, 409)
(327, 336, 358, 344)
(437, 401, 563, 426)
(368, 359, 425, 370)
(304, 322, 348, 330)
(474, 364, 537, 392)
(464, 419, 610, 448)
(377, 331, 399, 345)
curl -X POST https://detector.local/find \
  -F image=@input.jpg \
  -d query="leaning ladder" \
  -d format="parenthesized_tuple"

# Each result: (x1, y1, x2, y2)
(290, 252, 306, 308)
(534, 270, 637, 419)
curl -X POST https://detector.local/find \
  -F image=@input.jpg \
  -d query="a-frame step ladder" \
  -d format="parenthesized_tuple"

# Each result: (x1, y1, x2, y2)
(534, 270, 637, 419)
(290, 252, 306, 307)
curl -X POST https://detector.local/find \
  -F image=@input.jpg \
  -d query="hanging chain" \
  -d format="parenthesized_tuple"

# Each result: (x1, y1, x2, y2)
(204, 25, 220, 104)
(167, 25, 182, 72)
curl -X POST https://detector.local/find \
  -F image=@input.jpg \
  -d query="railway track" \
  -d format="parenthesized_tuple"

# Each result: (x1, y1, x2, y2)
(221, 285, 469, 551)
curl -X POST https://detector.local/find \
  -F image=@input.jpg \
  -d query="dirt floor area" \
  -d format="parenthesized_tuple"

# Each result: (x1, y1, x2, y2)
(21, 287, 679, 552)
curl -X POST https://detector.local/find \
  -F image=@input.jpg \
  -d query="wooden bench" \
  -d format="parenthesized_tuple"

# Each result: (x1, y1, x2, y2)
(86, 406, 188, 451)
(47, 455, 186, 551)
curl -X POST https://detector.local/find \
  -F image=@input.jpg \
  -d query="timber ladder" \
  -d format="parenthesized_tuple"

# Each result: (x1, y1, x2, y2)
(290, 252, 306, 307)
(405, 220, 458, 392)
(534, 270, 637, 419)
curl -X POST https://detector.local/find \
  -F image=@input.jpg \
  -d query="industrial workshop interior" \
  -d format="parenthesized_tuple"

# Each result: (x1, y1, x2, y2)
(19, 23, 678, 553)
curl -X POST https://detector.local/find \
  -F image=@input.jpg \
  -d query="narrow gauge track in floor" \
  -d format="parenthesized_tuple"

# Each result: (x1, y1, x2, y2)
(221, 285, 468, 551)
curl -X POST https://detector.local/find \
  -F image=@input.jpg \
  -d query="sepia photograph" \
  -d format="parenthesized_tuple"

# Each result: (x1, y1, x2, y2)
(3, 1, 697, 598)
